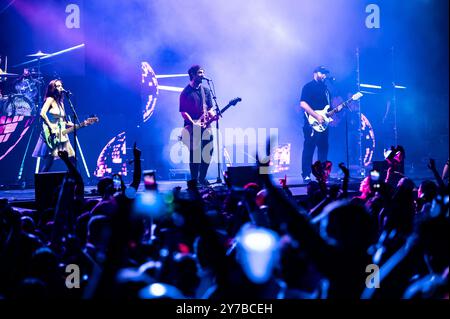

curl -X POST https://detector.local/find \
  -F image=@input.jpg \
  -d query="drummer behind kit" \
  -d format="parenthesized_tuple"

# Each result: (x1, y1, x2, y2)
(15, 68, 42, 102)
(0, 67, 41, 117)
(1, 69, 23, 115)
(2, 51, 46, 115)
(2, 48, 83, 118)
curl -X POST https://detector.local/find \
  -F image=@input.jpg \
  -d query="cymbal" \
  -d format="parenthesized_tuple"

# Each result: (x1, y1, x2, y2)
(27, 51, 49, 57)
(0, 72, 19, 77)
(23, 71, 43, 77)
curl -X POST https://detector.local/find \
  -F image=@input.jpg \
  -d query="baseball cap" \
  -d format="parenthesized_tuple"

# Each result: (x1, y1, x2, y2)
(313, 66, 330, 74)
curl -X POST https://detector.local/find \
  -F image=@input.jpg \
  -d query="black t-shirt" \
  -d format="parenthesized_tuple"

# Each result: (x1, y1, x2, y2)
(179, 84, 213, 126)
(300, 79, 330, 111)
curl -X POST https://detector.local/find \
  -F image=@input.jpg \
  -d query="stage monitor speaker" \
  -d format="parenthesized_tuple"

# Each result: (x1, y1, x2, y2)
(226, 166, 259, 187)
(35, 171, 67, 211)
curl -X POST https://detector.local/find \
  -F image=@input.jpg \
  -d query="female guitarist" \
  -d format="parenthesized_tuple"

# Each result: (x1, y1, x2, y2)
(32, 79, 75, 172)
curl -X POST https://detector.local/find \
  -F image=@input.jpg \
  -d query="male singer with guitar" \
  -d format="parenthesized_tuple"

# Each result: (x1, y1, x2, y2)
(300, 66, 333, 182)
(179, 65, 214, 186)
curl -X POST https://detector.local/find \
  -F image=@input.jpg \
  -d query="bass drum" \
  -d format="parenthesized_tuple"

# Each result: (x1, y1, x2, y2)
(15, 78, 39, 101)
(0, 96, 8, 115)
(1, 94, 35, 117)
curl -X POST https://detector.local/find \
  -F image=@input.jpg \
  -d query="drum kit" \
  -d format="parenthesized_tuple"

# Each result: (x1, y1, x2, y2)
(1, 45, 85, 117)
(0, 51, 49, 117)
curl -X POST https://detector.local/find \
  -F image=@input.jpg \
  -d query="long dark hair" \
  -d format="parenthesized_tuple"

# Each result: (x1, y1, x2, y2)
(44, 79, 63, 104)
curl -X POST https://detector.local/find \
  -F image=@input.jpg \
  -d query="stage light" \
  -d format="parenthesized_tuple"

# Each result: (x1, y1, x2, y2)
(141, 61, 188, 123)
(94, 131, 127, 178)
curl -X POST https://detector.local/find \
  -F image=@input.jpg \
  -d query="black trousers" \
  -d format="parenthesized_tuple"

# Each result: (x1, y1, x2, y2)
(302, 125, 329, 178)
(186, 126, 214, 182)
(40, 155, 76, 173)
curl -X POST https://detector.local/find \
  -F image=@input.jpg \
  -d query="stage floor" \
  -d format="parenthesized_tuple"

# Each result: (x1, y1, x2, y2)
(0, 175, 325, 207)
(0, 171, 436, 212)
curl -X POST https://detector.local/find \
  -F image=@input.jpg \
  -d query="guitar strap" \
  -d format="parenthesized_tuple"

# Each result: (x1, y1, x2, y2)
(313, 88, 332, 137)
(303, 109, 314, 137)
(55, 100, 66, 121)
(55, 101, 65, 145)
(325, 86, 331, 109)
(307, 86, 331, 137)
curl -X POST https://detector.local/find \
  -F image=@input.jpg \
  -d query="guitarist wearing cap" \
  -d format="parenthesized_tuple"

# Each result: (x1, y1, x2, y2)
(300, 67, 363, 182)
(179, 65, 215, 186)
(300, 66, 333, 182)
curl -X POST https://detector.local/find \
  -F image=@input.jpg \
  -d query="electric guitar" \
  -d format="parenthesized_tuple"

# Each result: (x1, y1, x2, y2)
(43, 116, 99, 148)
(305, 92, 363, 132)
(180, 97, 242, 150)
(194, 97, 242, 128)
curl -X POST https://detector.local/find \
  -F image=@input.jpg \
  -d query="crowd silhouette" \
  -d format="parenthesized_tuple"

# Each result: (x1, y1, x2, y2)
(0, 143, 448, 299)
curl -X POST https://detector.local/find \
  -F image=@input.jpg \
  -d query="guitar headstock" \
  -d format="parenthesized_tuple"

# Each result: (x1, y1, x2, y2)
(352, 92, 363, 101)
(83, 116, 99, 126)
(229, 97, 242, 106)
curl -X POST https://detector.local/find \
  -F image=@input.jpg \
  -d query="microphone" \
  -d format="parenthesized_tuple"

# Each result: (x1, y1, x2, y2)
(61, 88, 72, 95)
(325, 75, 336, 81)
(201, 76, 212, 82)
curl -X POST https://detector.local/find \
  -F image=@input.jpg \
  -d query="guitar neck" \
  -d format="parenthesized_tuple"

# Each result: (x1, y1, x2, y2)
(326, 98, 353, 117)
(203, 98, 240, 124)
(218, 103, 232, 115)
(62, 123, 84, 135)
(203, 102, 232, 120)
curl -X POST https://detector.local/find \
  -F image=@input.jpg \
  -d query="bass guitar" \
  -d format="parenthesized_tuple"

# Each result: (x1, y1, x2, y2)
(43, 116, 99, 148)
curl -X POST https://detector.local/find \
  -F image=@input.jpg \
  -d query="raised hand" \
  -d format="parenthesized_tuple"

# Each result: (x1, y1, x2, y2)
(312, 161, 323, 179)
(426, 157, 446, 189)
(279, 175, 287, 188)
(339, 162, 349, 176)
(427, 158, 436, 171)
(323, 161, 332, 179)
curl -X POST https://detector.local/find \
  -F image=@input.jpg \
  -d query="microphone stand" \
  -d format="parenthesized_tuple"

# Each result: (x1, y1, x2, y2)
(64, 92, 80, 169)
(345, 107, 349, 169)
(205, 79, 223, 184)
(354, 47, 364, 178)
(16, 57, 43, 186)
